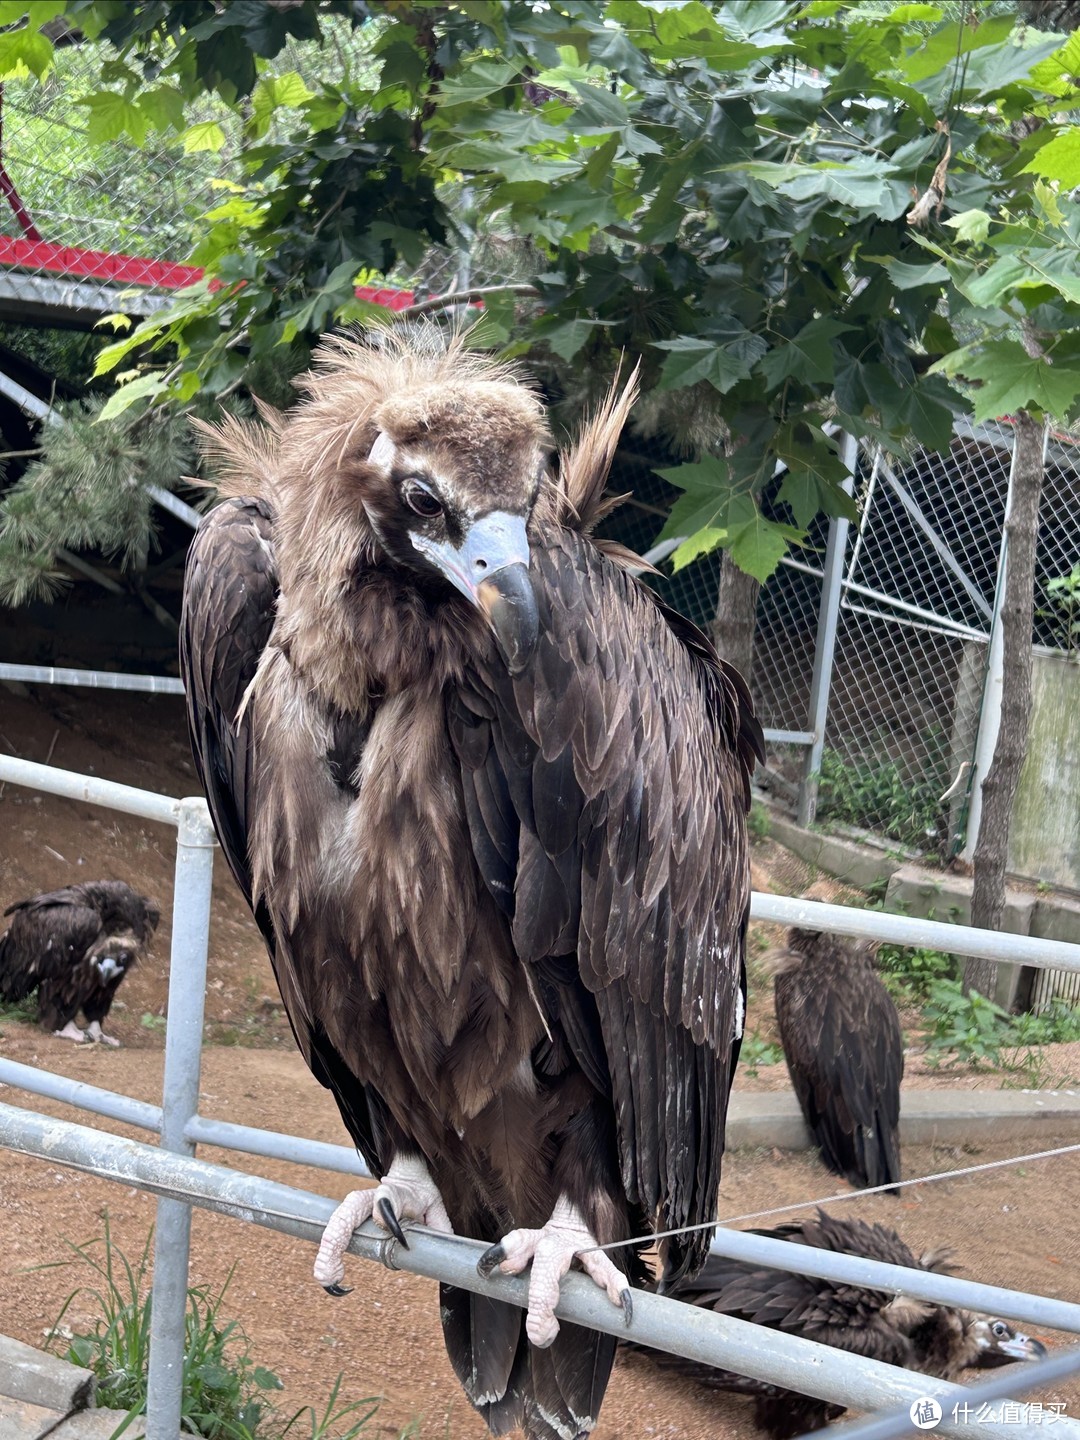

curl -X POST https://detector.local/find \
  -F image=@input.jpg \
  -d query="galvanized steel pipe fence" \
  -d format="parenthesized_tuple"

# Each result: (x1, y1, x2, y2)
(2, 750, 1080, 1440)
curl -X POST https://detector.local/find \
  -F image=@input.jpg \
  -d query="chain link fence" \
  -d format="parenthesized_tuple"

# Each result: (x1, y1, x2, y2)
(603, 421, 1080, 868)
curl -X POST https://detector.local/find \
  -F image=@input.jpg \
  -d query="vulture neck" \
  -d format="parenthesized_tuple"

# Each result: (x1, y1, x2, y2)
(271, 560, 492, 714)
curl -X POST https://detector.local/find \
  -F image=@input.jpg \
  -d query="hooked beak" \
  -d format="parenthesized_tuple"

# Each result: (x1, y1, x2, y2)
(999, 1332, 1048, 1362)
(412, 510, 539, 674)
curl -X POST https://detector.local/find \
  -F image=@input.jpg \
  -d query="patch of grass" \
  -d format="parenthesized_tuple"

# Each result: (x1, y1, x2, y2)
(45, 1217, 389, 1438)
(0, 992, 38, 1025)
(748, 800, 771, 842)
(740, 1031, 784, 1077)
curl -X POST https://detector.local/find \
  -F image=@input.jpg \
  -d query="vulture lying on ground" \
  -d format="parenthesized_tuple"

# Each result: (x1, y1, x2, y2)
(0, 880, 158, 1045)
(180, 329, 763, 1440)
(767, 890, 903, 1192)
(648, 1210, 1047, 1438)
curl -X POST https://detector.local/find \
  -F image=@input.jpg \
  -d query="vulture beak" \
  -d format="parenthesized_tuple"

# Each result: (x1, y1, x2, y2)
(415, 510, 539, 675)
(999, 1331, 1048, 1362)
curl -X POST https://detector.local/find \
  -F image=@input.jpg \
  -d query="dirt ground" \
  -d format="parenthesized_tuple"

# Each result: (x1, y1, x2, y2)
(1, 685, 1078, 1438)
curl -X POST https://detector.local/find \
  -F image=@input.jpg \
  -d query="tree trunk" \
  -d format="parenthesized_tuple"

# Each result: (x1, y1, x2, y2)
(965, 409, 1046, 999)
(712, 553, 760, 684)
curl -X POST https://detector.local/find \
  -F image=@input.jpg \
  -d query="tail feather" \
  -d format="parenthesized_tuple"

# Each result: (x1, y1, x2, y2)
(441, 1288, 616, 1440)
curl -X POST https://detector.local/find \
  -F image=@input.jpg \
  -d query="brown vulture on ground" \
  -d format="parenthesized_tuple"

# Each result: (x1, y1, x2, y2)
(0, 880, 158, 1045)
(767, 896, 903, 1192)
(646, 1210, 1047, 1438)
(179, 330, 764, 1440)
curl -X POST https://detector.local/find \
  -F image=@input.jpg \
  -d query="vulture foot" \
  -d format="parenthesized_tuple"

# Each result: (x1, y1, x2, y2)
(313, 1155, 453, 1296)
(477, 1195, 632, 1349)
(86, 1021, 120, 1047)
(53, 1021, 87, 1043)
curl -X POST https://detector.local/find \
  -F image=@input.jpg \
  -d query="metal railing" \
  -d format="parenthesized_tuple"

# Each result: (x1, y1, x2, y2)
(2, 749, 1080, 1439)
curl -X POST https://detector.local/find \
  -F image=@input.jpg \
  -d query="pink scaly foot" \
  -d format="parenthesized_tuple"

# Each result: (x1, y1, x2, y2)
(477, 1195, 632, 1347)
(53, 1021, 86, 1043)
(86, 1021, 120, 1047)
(313, 1155, 453, 1296)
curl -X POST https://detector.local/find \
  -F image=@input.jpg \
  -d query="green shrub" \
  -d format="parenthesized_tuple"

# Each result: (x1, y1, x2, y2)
(920, 979, 1010, 1068)
(815, 746, 945, 852)
(877, 944, 957, 1003)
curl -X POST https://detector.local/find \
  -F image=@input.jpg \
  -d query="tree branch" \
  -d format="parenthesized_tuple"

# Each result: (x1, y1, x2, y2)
(393, 284, 540, 319)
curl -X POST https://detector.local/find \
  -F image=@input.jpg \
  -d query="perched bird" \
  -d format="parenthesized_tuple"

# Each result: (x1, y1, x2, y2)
(766, 894, 903, 1192)
(0, 880, 158, 1046)
(649, 1210, 1048, 1438)
(180, 330, 763, 1440)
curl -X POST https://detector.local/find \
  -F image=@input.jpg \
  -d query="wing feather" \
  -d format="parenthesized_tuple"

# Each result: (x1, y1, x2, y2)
(180, 498, 381, 1169)
(451, 526, 761, 1278)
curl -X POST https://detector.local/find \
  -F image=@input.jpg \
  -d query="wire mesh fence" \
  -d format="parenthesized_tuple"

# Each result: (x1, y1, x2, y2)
(607, 421, 1080, 866)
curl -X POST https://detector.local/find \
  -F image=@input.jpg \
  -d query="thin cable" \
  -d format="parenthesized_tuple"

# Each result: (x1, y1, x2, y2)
(579, 1139, 1080, 1256)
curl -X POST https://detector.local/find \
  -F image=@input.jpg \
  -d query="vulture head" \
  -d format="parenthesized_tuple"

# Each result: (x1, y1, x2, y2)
(966, 1315, 1048, 1367)
(91, 935, 140, 986)
(201, 331, 563, 702)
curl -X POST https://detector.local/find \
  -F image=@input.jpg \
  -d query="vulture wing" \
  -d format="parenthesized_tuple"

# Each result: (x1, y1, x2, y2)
(0, 894, 102, 1001)
(776, 948, 903, 1192)
(179, 498, 381, 1169)
(450, 526, 763, 1279)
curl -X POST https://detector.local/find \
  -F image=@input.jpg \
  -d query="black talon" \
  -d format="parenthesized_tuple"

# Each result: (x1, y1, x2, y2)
(477, 1242, 507, 1278)
(322, 1283, 352, 1297)
(620, 1288, 634, 1327)
(377, 1196, 409, 1249)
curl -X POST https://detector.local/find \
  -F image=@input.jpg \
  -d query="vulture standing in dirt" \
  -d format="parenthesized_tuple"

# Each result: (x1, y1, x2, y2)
(0, 880, 159, 1045)
(767, 901, 903, 1192)
(180, 329, 763, 1440)
(649, 1210, 1047, 1438)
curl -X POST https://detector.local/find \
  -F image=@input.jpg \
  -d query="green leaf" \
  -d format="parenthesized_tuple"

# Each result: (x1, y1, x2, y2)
(96, 371, 168, 422)
(877, 256, 950, 289)
(1034, 179, 1066, 228)
(758, 317, 852, 388)
(728, 510, 793, 582)
(655, 456, 735, 542)
(182, 121, 227, 154)
(777, 166, 887, 213)
(437, 58, 518, 108)
(539, 317, 604, 361)
(957, 254, 1037, 309)
(0, 2, 64, 23)
(79, 91, 148, 145)
(669, 526, 729, 569)
(944, 209, 991, 245)
(252, 1367, 284, 1391)
(138, 85, 185, 133)
(0, 24, 53, 80)
(951, 341, 1080, 424)
(653, 334, 763, 394)
(1022, 129, 1080, 188)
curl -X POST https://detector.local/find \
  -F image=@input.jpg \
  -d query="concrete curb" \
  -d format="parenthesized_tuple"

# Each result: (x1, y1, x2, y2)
(0, 1336, 94, 1413)
(727, 1086, 1080, 1152)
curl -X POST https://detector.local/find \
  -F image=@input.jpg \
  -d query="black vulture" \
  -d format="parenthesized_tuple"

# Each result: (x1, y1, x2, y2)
(649, 1210, 1048, 1438)
(767, 896, 903, 1192)
(0, 880, 158, 1045)
(179, 330, 763, 1440)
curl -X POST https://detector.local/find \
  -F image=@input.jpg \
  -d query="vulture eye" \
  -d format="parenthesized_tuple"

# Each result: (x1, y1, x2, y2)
(992, 1322, 1008, 1338)
(403, 481, 443, 519)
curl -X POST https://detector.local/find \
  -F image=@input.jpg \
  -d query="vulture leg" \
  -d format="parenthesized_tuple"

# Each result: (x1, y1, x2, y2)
(313, 1155, 453, 1295)
(53, 1020, 87, 1043)
(85, 1020, 120, 1047)
(477, 1196, 632, 1348)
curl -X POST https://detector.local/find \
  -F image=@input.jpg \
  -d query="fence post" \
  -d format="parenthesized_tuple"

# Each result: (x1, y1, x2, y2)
(797, 433, 858, 827)
(145, 796, 216, 1440)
